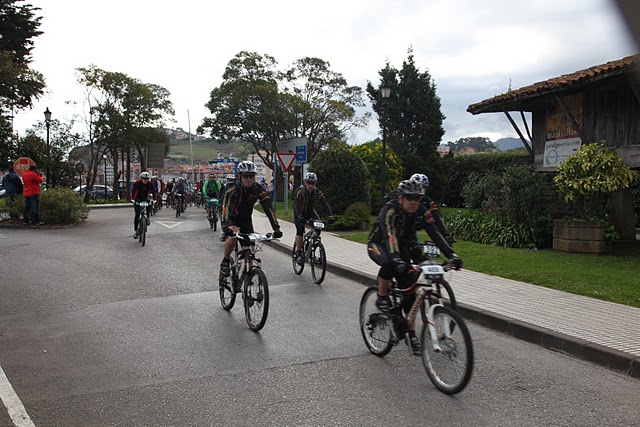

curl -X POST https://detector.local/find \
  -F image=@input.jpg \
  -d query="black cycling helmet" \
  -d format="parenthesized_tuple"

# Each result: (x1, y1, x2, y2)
(397, 180, 424, 196)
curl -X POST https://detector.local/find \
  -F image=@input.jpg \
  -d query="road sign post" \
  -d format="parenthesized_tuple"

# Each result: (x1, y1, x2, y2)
(276, 153, 297, 215)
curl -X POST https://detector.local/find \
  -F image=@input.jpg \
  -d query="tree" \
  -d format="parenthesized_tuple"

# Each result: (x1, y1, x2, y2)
(0, 0, 45, 167)
(448, 136, 497, 153)
(351, 139, 403, 210)
(75, 65, 173, 198)
(199, 51, 368, 170)
(366, 48, 445, 170)
(309, 145, 370, 215)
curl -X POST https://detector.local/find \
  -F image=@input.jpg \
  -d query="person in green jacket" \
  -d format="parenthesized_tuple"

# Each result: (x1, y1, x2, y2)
(203, 174, 222, 220)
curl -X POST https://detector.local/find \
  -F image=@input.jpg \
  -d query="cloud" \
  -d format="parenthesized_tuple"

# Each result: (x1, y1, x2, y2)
(11, 0, 637, 148)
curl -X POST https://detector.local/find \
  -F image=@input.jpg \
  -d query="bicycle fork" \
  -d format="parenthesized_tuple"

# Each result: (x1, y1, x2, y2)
(406, 287, 445, 354)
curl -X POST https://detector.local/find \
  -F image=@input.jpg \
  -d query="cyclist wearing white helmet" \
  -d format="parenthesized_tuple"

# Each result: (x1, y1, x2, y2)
(219, 161, 282, 276)
(368, 179, 461, 355)
(292, 172, 333, 266)
(130, 172, 155, 238)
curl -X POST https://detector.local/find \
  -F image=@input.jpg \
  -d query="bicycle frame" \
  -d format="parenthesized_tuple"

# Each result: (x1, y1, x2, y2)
(390, 261, 451, 352)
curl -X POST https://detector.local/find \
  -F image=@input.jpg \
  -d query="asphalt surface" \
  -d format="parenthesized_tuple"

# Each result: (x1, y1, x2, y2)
(0, 206, 639, 426)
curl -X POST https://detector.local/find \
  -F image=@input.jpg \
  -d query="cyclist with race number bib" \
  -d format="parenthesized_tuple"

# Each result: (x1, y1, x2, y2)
(131, 172, 155, 239)
(292, 172, 333, 266)
(219, 161, 282, 276)
(367, 180, 462, 354)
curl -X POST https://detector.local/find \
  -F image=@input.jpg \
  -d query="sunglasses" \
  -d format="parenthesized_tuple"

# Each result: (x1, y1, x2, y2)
(403, 194, 422, 202)
(242, 174, 256, 179)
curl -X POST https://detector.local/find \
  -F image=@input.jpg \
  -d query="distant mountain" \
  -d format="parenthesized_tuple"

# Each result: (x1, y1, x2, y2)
(494, 137, 523, 151)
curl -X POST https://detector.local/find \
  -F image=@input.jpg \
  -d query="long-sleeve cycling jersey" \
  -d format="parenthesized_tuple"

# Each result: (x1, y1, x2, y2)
(131, 179, 155, 202)
(292, 185, 332, 220)
(369, 199, 454, 260)
(203, 179, 222, 198)
(222, 181, 280, 231)
(383, 190, 451, 241)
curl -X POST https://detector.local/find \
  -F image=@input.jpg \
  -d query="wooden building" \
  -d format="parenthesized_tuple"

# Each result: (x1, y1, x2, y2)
(467, 55, 640, 239)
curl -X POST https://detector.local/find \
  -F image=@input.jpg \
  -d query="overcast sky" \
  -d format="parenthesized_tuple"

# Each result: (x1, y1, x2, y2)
(11, 0, 638, 145)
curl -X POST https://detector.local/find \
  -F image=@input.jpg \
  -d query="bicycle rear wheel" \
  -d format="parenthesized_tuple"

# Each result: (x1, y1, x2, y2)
(94, 193, 108, 204)
(310, 241, 327, 284)
(359, 286, 394, 357)
(141, 219, 147, 246)
(421, 279, 457, 325)
(421, 305, 473, 395)
(244, 267, 269, 332)
(291, 244, 304, 275)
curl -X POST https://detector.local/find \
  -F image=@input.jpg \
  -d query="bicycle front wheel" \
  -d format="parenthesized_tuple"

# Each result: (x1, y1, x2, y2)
(359, 286, 394, 357)
(244, 267, 269, 332)
(310, 241, 327, 284)
(291, 244, 304, 275)
(94, 194, 108, 204)
(421, 305, 473, 395)
(140, 219, 147, 246)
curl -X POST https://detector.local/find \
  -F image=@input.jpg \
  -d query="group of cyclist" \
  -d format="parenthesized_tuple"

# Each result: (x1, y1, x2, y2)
(129, 164, 464, 350)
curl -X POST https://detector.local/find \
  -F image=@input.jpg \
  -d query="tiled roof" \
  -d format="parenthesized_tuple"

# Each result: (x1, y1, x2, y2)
(467, 54, 640, 114)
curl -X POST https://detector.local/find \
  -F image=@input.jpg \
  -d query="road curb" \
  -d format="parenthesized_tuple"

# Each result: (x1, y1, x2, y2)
(268, 237, 640, 378)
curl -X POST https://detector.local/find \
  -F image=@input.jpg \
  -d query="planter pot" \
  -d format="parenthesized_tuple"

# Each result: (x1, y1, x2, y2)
(552, 219, 609, 253)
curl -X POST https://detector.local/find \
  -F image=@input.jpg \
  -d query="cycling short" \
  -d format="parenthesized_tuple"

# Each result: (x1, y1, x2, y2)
(294, 212, 318, 236)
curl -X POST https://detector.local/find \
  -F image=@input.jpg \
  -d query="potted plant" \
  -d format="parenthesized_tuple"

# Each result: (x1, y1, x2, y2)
(552, 141, 638, 253)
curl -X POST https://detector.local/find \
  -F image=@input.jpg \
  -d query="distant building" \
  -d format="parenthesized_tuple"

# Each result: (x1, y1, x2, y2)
(437, 145, 450, 156)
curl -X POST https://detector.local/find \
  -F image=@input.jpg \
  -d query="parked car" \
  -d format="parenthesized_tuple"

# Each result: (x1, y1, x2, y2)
(73, 185, 117, 200)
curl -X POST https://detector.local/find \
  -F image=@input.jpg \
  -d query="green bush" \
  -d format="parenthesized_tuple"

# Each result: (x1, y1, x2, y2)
(330, 202, 372, 231)
(4, 188, 91, 224)
(441, 152, 529, 207)
(446, 209, 539, 249)
(310, 145, 370, 215)
(461, 164, 553, 247)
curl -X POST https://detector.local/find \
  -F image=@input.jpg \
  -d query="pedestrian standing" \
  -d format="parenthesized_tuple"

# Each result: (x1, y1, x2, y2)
(1, 167, 23, 219)
(22, 165, 44, 225)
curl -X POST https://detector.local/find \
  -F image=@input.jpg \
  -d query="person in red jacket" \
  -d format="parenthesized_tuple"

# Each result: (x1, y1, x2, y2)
(22, 165, 44, 225)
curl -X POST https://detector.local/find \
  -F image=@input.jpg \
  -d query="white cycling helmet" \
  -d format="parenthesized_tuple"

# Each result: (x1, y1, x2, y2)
(409, 173, 429, 188)
(304, 172, 318, 183)
(140, 172, 150, 179)
(226, 174, 236, 180)
(237, 160, 256, 174)
(397, 180, 425, 196)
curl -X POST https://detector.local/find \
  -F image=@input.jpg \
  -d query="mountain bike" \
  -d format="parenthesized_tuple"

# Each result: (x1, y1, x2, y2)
(219, 232, 277, 331)
(206, 197, 219, 230)
(359, 259, 473, 394)
(291, 218, 334, 284)
(175, 193, 186, 217)
(135, 200, 150, 246)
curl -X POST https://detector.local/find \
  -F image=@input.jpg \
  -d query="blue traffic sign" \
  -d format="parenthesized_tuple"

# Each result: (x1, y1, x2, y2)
(296, 146, 307, 164)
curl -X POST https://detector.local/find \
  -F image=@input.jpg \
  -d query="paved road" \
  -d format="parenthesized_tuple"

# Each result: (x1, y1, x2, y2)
(0, 207, 639, 426)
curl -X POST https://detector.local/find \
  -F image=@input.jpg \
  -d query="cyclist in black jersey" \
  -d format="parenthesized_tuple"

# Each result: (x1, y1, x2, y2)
(292, 172, 333, 266)
(219, 161, 282, 275)
(218, 173, 236, 241)
(368, 180, 462, 354)
(382, 173, 453, 245)
(130, 171, 155, 239)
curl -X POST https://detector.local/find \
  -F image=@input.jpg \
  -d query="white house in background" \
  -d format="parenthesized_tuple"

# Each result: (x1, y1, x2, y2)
(247, 151, 273, 184)
(437, 145, 450, 156)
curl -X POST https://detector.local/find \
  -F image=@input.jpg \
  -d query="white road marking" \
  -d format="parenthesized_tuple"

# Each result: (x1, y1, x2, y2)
(156, 221, 183, 229)
(0, 364, 35, 427)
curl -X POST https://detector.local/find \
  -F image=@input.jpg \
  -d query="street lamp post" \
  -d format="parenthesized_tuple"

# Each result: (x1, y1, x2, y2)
(103, 154, 108, 198)
(44, 107, 52, 186)
(380, 87, 391, 203)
